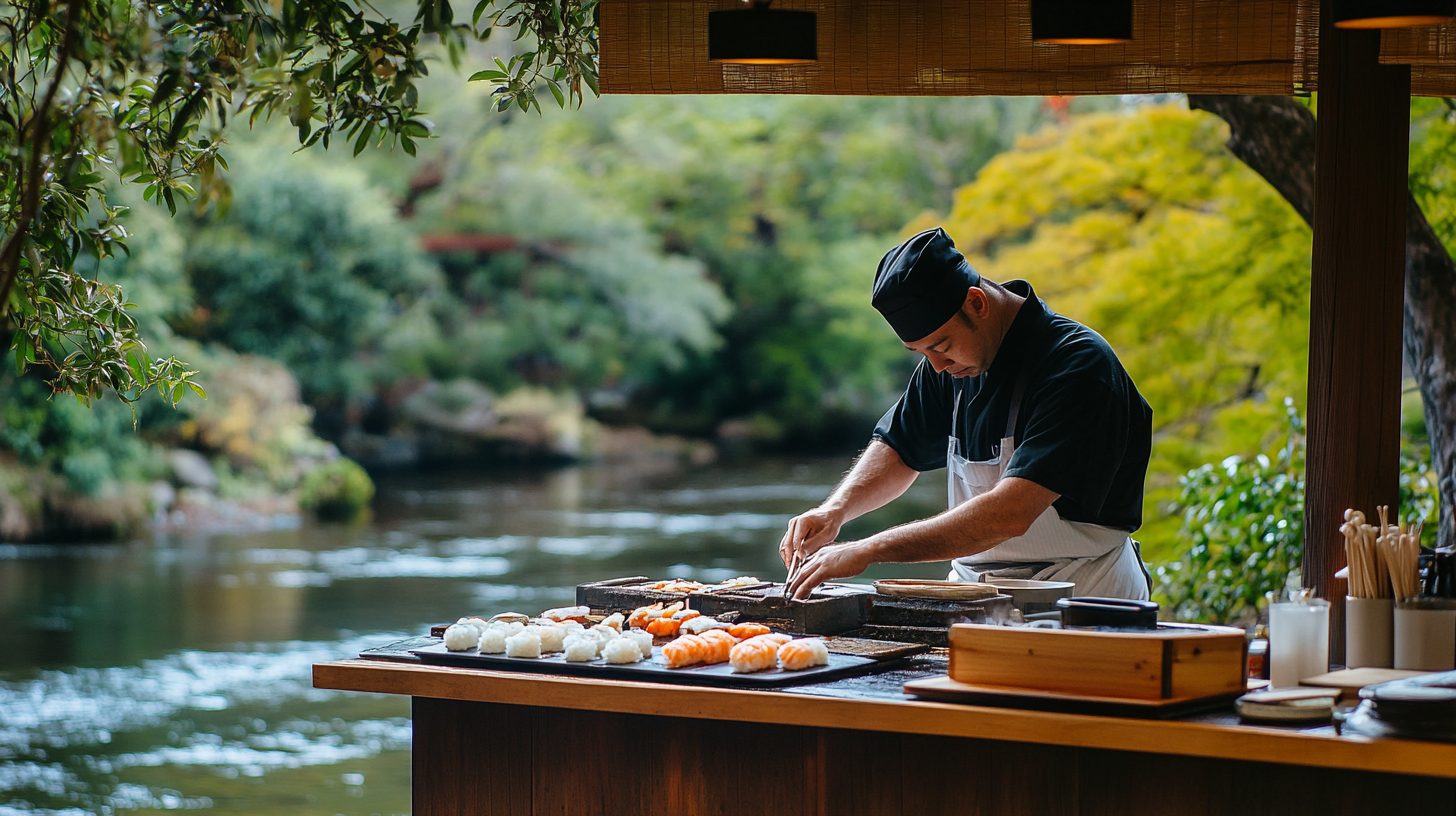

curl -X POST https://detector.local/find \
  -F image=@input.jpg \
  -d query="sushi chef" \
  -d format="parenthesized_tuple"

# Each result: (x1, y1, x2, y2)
(781, 227, 1153, 601)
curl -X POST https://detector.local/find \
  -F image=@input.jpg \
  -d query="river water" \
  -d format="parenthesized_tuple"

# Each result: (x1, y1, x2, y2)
(0, 456, 946, 815)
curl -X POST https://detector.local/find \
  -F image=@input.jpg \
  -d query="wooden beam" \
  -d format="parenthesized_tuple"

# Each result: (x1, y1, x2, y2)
(1304, 1, 1411, 663)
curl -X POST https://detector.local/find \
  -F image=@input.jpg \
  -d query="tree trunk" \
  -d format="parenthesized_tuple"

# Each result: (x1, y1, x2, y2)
(1188, 94, 1456, 549)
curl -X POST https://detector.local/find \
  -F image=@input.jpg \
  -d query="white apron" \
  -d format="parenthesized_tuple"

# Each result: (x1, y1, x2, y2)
(944, 372, 1151, 600)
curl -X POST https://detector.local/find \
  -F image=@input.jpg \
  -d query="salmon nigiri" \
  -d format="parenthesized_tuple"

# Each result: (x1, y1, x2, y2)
(777, 637, 829, 671)
(728, 623, 771, 640)
(662, 634, 708, 668)
(728, 633, 791, 673)
(697, 629, 737, 664)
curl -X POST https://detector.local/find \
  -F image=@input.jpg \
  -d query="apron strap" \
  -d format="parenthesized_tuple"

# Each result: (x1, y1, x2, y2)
(1003, 361, 1033, 443)
(951, 379, 964, 439)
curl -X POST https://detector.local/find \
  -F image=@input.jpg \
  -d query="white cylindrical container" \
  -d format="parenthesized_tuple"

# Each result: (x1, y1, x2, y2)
(1268, 599, 1330, 688)
(1345, 596, 1394, 669)
(1394, 605, 1456, 671)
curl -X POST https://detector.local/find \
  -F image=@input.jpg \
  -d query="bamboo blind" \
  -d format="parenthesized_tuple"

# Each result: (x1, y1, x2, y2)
(599, 0, 1456, 98)
(1382, 22, 1456, 97)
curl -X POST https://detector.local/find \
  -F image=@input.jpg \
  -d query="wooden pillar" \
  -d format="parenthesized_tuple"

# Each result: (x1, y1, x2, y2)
(1304, 1, 1411, 664)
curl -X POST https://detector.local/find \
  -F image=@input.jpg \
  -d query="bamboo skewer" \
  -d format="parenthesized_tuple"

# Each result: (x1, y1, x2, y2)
(1342, 509, 1390, 599)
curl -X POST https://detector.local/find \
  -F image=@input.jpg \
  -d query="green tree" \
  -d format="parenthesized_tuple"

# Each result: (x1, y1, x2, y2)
(425, 94, 1049, 443)
(181, 141, 443, 404)
(0, 0, 594, 406)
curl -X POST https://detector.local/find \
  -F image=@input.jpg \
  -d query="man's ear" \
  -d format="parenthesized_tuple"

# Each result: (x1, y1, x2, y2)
(963, 286, 989, 318)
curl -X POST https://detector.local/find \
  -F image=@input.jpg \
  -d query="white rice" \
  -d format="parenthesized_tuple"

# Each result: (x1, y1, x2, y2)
(563, 635, 598, 662)
(444, 623, 480, 651)
(590, 623, 619, 640)
(602, 638, 644, 664)
(625, 629, 654, 658)
(505, 631, 542, 658)
(479, 628, 508, 654)
(535, 625, 566, 653)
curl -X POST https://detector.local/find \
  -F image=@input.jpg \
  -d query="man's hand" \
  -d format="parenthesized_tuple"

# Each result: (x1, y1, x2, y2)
(778, 506, 844, 570)
(787, 541, 874, 599)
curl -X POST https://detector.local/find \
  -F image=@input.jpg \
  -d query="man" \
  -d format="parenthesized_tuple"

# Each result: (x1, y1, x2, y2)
(780, 227, 1153, 600)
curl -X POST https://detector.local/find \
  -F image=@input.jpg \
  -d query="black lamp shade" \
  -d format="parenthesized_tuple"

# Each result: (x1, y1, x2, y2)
(708, 5, 817, 64)
(1031, 0, 1132, 44)
(1334, 0, 1455, 28)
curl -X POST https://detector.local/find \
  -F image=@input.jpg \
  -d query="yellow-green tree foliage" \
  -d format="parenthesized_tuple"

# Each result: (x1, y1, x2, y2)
(916, 105, 1313, 557)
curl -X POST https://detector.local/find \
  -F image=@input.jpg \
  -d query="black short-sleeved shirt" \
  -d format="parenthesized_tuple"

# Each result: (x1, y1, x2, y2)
(872, 281, 1152, 532)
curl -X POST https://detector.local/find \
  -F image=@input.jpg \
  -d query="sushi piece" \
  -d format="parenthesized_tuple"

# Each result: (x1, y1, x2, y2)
(625, 629, 654, 658)
(680, 616, 729, 635)
(590, 623, 621, 641)
(600, 612, 626, 633)
(697, 629, 737, 665)
(646, 610, 700, 637)
(728, 623, 772, 640)
(489, 612, 530, 625)
(540, 605, 591, 623)
(777, 638, 829, 671)
(479, 627, 508, 654)
(627, 603, 664, 630)
(602, 637, 645, 664)
(505, 631, 542, 658)
(563, 635, 598, 662)
(661, 634, 709, 668)
(444, 623, 480, 651)
(729, 633, 793, 673)
(532, 625, 566, 653)
(650, 579, 704, 593)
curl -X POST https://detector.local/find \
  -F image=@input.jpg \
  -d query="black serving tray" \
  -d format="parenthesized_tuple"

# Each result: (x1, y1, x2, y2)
(408, 639, 882, 688)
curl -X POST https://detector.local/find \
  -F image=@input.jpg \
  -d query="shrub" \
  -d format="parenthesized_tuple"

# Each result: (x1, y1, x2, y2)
(1156, 399, 1441, 625)
(297, 458, 375, 521)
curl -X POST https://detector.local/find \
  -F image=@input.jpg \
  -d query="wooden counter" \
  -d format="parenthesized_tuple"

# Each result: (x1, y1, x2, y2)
(316, 655, 1456, 815)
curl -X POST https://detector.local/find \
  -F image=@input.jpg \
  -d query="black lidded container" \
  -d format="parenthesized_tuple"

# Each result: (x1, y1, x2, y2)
(1056, 597, 1160, 629)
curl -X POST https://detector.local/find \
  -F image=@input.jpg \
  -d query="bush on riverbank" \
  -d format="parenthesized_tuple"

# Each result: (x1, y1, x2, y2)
(298, 458, 375, 521)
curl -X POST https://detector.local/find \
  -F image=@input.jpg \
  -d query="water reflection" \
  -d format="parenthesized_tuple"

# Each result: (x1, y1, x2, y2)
(0, 456, 945, 814)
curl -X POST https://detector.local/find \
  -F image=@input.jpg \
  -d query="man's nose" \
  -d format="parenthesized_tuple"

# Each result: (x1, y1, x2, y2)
(926, 353, 952, 373)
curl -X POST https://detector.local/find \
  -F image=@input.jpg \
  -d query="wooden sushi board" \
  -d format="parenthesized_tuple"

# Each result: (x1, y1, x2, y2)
(902, 676, 1243, 719)
(409, 641, 883, 688)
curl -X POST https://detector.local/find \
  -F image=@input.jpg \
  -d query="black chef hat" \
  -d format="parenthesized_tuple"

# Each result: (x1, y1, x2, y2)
(871, 228, 982, 343)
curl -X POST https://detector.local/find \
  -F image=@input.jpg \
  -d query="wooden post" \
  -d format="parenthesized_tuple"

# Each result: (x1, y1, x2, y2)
(1305, 1, 1411, 665)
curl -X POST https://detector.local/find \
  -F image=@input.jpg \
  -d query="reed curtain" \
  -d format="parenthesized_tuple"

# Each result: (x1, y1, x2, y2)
(599, 0, 1456, 98)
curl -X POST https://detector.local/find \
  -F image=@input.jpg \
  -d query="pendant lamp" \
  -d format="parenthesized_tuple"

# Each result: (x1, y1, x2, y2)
(708, 1, 817, 65)
(1031, 0, 1133, 44)
(1334, 0, 1455, 28)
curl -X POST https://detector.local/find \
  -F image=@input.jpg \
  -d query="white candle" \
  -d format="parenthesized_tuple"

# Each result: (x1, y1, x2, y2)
(1268, 599, 1330, 688)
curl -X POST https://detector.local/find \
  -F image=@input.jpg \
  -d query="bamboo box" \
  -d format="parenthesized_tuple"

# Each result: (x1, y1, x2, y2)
(948, 623, 1247, 701)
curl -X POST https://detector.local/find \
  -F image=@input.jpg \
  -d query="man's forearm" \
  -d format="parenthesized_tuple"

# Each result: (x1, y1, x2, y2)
(821, 440, 919, 522)
(864, 476, 1057, 564)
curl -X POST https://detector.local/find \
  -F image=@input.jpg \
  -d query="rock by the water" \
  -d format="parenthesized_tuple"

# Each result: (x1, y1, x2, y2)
(169, 449, 218, 490)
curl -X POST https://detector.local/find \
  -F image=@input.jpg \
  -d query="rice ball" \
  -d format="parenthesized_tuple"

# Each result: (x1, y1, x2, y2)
(444, 623, 480, 651)
(479, 628, 508, 654)
(563, 635, 598, 663)
(590, 624, 619, 640)
(532, 625, 566, 653)
(625, 629, 654, 658)
(505, 631, 542, 658)
(602, 637, 644, 664)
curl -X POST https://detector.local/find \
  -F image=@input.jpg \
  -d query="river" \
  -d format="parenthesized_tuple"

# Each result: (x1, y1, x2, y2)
(0, 456, 946, 815)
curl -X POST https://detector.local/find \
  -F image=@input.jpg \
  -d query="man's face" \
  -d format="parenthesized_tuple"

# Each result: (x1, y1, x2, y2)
(902, 288, 997, 379)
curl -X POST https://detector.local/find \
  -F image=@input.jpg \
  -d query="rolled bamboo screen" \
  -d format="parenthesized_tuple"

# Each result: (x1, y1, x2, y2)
(599, 0, 1456, 97)
(1382, 22, 1456, 96)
